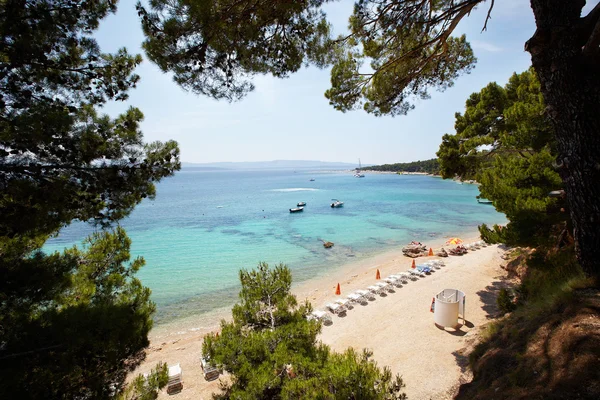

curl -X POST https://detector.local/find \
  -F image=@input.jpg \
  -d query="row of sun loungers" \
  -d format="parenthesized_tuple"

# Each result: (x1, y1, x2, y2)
(309, 259, 448, 322)
(449, 240, 488, 255)
(466, 240, 487, 249)
(312, 245, 491, 324)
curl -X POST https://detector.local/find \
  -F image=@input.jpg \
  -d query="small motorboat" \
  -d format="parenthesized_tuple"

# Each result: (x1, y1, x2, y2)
(477, 198, 493, 204)
(330, 199, 344, 208)
(309, 178, 315, 181)
(297, 202, 306, 207)
(289, 207, 304, 213)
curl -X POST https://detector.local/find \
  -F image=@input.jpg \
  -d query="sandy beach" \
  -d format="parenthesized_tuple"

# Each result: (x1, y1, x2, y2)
(135, 236, 510, 400)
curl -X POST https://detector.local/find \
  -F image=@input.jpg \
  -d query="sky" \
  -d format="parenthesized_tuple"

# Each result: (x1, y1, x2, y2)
(95, 0, 538, 165)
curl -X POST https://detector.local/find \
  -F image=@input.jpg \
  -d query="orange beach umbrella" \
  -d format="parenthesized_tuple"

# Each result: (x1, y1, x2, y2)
(376, 269, 381, 280)
(428, 248, 434, 256)
(446, 237, 463, 245)
(411, 259, 416, 269)
(335, 283, 341, 295)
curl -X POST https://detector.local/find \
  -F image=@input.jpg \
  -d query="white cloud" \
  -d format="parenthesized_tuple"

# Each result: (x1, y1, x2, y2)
(471, 40, 503, 52)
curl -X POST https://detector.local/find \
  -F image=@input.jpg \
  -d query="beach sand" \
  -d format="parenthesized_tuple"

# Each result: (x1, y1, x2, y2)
(137, 239, 510, 399)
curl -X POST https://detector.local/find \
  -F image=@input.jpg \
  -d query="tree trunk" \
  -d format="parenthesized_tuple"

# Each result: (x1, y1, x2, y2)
(527, 0, 600, 281)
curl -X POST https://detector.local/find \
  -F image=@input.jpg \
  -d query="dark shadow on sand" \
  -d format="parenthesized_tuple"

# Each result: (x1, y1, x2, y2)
(435, 323, 468, 336)
(452, 349, 470, 373)
(476, 279, 513, 319)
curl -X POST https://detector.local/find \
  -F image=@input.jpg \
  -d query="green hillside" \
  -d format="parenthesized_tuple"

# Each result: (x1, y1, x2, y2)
(363, 158, 440, 174)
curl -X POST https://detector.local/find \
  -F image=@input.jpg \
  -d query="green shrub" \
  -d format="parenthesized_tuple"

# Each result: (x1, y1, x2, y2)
(497, 288, 517, 315)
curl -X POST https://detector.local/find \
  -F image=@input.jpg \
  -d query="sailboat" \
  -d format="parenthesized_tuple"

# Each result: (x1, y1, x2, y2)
(354, 158, 365, 178)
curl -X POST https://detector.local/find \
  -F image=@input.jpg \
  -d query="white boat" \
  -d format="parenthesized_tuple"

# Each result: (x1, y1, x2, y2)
(330, 199, 344, 208)
(354, 158, 365, 177)
(289, 207, 304, 213)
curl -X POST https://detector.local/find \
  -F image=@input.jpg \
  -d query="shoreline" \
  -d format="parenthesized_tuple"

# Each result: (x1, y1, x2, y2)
(138, 232, 507, 399)
(147, 229, 484, 341)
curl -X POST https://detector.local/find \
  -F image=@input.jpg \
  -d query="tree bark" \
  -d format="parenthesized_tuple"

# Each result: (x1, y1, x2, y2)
(526, 0, 600, 280)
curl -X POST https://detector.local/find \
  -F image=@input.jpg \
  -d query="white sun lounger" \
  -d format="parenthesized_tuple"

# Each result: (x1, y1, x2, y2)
(326, 302, 345, 315)
(356, 289, 375, 300)
(167, 363, 183, 394)
(367, 285, 381, 294)
(347, 292, 364, 304)
(413, 268, 426, 277)
(405, 270, 421, 279)
(393, 273, 410, 283)
(384, 276, 402, 287)
(375, 281, 393, 292)
(201, 356, 219, 381)
(368, 284, 386, 295)
(424, 260, 442, 270)
(335, 298, 352, 309)
(308, 310, 333, 324)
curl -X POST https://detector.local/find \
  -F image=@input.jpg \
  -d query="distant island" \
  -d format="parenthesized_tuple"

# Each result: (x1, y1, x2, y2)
(182, 160, 369, 170)
(363, 158, 440, 175)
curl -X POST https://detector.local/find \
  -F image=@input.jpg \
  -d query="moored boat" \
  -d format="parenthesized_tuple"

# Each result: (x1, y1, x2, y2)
(289, 207, 304, 213)
(354, 158, 365, 177)
(297, 201, 306, 207)
(330, 199, 344, 208)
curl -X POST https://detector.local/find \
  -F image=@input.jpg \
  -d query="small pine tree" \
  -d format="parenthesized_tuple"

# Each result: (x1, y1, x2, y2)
(203, 262, 406, 399)
(497, 288, 517, 315)
(117, 362, 168, 400)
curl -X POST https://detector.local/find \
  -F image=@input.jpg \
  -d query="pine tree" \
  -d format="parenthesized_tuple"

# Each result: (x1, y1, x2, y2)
(1, 1, 178, 397)
(203, 262, 406, 399)
(437, 69, 567, 249)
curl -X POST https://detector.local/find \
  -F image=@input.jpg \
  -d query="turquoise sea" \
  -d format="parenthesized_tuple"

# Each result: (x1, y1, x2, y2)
(46, 168, 506, 325)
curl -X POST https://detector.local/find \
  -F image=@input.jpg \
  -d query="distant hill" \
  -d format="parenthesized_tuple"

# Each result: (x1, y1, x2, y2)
(182, 160, 367, 170)
(179, 164, 227, 171)
(364, 158, 440, 174)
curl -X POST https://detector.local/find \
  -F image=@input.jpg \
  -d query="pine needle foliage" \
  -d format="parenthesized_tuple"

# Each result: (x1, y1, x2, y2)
(203, 262, 406, 400)
(437, 68, 567, 249)
(1, 1, 178, 397)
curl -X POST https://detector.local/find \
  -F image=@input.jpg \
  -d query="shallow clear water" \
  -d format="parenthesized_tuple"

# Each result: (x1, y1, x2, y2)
(45, 168, 506, 324)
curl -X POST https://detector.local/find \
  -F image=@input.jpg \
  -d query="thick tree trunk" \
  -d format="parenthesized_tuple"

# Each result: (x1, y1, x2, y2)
(526, 0, 600, 280)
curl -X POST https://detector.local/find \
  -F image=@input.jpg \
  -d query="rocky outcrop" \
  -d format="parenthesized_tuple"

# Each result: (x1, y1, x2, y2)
(501, 248, 532, 280)
(402, 243, 427, 258)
